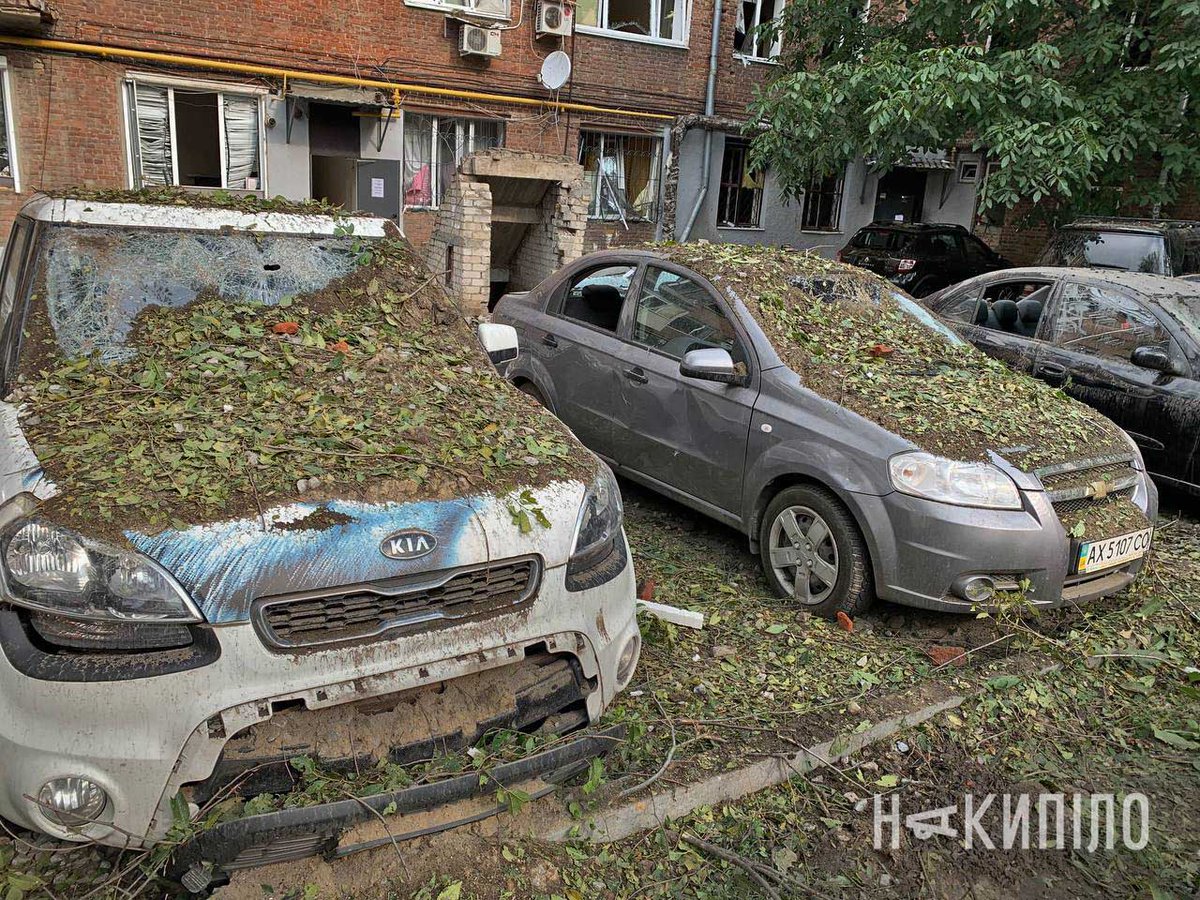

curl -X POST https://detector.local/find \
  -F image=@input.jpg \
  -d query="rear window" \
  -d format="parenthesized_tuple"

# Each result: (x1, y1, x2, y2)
(850, 228, 913, 252)
(32, 225, 366, 362)
(1039, 229, 1167, 274)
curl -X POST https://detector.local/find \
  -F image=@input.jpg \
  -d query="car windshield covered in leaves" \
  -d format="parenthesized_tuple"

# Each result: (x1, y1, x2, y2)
(0, 191, 639, 869)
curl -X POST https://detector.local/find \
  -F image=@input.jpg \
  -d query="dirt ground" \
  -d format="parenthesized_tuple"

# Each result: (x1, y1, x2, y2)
(3, 483, 1197, 899)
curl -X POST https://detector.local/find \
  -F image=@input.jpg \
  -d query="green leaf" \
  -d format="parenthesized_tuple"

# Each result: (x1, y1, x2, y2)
(1152, 727, 1200, 750)
(435, 883, 463, 900)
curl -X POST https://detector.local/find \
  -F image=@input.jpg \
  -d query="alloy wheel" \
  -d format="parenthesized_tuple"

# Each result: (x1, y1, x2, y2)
(768, 505, 840, 604)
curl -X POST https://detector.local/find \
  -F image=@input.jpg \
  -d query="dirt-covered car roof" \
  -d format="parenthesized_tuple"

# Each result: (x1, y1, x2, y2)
(647, 242, 1128, 470)
(11, 190, 591, 539)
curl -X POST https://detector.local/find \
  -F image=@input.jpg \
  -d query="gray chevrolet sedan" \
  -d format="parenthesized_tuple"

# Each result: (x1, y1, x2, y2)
(494, 244, 1159, 617)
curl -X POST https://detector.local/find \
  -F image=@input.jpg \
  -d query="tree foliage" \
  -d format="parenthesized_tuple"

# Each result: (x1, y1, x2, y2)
(747, 0, 1200, 216)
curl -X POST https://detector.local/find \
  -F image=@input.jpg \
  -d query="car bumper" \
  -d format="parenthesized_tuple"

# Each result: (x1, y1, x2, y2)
(851, 475, 1158, 613)
(0, 546, 639, 847)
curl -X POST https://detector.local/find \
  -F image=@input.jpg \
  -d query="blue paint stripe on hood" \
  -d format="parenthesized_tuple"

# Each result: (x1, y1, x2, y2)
(126, 498, 481, 624)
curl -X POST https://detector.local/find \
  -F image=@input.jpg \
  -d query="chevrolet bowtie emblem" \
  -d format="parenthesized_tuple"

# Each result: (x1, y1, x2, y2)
(1088, 480, 1110, 500)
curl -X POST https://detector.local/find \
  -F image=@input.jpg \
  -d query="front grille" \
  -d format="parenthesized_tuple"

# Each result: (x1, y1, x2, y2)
(1037, 455, 1140, 524)
(255, 558, 541, 650)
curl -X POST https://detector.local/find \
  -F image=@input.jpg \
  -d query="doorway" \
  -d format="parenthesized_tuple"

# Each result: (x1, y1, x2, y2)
(873, 169, 927, 223)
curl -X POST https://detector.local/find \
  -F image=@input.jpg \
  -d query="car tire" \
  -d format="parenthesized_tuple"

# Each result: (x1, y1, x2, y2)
(759, 485, 875, 618)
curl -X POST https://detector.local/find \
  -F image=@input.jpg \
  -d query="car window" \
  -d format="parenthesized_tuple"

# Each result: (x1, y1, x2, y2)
(851, 228, 912, 252)
(557, 263, 636, 333)
(936, 286, 984, 324)
(0, 218, 33, 387)
(1045, 282, 1174, 362)
(631, 266, 743, 361)
(964, 236, 994, 266)
(922, 233, 961, 258)
(1040, 229, 1167, 274)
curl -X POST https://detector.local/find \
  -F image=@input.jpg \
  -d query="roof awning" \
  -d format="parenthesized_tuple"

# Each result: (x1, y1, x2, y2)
(866, 148, 955, 171)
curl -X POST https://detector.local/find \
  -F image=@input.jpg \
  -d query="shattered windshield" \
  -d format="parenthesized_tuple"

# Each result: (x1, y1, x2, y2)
(36, 225, 367, 361)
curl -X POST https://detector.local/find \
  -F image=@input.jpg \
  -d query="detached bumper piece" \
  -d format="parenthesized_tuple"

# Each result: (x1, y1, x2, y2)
(171, 724, 623, 878)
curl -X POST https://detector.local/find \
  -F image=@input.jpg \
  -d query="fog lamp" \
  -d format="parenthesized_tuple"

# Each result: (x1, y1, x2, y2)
(954, 576, 996, 604)
(616, 634, 641, 687)
(38, 776, 108, 827)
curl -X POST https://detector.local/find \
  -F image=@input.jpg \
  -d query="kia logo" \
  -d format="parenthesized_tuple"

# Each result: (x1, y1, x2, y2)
(380, 529, 437, 560)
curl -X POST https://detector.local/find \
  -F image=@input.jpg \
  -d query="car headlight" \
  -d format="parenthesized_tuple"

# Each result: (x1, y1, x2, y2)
(888, 451, 1022, 510)
(0, 517, 202, 624)
(566, 464, 627, 592)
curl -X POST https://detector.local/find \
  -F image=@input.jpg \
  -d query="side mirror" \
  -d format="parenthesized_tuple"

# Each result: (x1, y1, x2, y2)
(680, 347, 742, 384)
(478, 322, 519, 368)
(1130, 345, 1176, 375)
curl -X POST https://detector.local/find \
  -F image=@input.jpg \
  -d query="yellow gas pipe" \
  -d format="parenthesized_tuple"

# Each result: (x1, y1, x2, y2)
(0, 34, 674, 121)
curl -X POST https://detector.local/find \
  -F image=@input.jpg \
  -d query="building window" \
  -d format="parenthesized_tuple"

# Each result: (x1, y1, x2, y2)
(0, 59, 19, 192)
(734, 0, 783, 59)
(576, 0, 688, 43)
(403, 115, 504, 209)
(579, 131, 663, 222)
(126, 78, 264, 192)
(800, 172, 843, 231)
(405, 0, 509, 17)
(716, 138, 763, 229)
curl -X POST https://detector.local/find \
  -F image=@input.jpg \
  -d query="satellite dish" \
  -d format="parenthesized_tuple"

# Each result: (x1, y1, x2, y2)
(539, 51, 572, 91)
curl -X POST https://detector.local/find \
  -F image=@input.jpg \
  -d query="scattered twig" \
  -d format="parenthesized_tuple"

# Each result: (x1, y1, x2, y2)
(678, 832, 781, 900)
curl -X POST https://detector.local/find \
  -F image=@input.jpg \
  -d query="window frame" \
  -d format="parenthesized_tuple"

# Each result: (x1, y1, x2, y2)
(734, 0, 785, 62)
(123, 73, 268, 195)
(403, 0, 511, 20)
(403, 114, 506, 211)
(799, 170, 844, 233)
(575, 0, 691, 47)
(716, 137, 764, 230)
(0, 57, 20, 192)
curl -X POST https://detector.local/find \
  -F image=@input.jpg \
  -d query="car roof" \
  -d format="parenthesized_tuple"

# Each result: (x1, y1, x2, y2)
(856, 222, 967, 233)
(1061, 218, 1200, 235)
(18, 195, 391, 238)
(968, 266, 1200, 297)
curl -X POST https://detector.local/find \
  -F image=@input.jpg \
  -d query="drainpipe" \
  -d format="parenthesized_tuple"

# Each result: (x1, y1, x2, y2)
(678, 0, 723, 242)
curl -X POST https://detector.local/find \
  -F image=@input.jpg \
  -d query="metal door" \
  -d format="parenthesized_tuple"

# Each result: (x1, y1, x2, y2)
(356, 160, 401, 221)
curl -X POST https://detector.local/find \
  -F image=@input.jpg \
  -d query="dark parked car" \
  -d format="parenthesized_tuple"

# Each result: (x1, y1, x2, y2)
(1038, 219, 1200, 277)
(838, 222, 1010, 297)
(494, 246, 1158, 618)
(926, 267, 1200, 496)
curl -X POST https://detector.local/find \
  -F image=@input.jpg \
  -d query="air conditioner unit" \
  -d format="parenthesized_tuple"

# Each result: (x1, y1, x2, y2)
(536, 0, 573, 37)
(460, 24, 502, 57)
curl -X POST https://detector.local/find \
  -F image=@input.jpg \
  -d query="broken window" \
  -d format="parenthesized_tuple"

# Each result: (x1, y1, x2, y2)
(734, 0, 783, 59)
(126, 79, 263, 192)
(403, 115, 505, 210)
(716, 138, 763, 229)
(1045, 283, 1175, 363)
(33, 226, 365, 362)
(800, 172, 843, 231)
(404, 0, 509, 16)
(575, 0, 687, 42)
(0, 57, 19, 191)
(579, 131, 663, 223)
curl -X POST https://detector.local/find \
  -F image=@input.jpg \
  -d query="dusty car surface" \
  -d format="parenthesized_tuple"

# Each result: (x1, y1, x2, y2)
(494, 244, 1158, 618)
(0, 192, 640, 866)
(926, 267, 1200, 497)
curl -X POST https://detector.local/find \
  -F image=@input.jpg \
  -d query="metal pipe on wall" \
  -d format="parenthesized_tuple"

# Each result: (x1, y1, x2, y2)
(678, 0, 723, 242)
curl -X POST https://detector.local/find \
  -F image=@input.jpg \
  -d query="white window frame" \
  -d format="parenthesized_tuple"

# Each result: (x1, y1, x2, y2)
(734, 0, 785, 62)
(0, 57, 20, 192)
(404, 115, 506, 211)
(404, 0, 510, 20)
(576, 0, 691, 47)
(123, 73, 268, 194)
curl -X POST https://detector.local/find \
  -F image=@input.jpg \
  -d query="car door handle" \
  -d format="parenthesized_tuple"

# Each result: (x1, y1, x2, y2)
(542, 333, 558, 349)
(623, 367, 649, 385)
(1037, 363, 1067, 378)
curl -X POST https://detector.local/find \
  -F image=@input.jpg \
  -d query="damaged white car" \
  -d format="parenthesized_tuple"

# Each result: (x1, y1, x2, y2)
(0, 192, 640, 873)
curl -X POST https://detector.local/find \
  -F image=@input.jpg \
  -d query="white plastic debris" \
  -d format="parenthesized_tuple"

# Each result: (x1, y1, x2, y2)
(637, 599, 705, 630)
